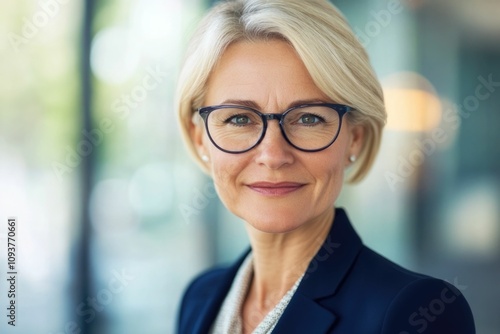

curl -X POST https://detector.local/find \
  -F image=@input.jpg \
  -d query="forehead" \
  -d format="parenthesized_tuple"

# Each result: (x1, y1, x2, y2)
(204, 39, 330, 108)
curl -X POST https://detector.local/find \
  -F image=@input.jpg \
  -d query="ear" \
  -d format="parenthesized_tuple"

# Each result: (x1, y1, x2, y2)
(189, 115, 210, 166)
(347, 124, 364, 163)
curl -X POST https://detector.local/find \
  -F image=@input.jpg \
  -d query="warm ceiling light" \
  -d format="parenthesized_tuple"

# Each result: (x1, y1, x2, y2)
(382, 72, 442, 132)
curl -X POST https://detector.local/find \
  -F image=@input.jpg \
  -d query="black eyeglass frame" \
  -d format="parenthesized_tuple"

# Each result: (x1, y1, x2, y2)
(197, 103, 353, 153)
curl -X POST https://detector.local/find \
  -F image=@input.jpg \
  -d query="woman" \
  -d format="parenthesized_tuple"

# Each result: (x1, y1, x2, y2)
(175, 0, 475, 333)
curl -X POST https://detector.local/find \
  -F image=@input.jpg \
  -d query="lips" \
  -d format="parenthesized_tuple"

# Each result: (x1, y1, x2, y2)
(247, 182, 305, 196)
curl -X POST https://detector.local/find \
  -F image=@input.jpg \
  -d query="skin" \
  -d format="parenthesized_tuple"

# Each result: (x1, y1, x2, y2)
(190, 39, 364, 333)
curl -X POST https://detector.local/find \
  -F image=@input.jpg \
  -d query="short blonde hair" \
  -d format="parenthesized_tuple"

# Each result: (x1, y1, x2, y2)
(176, 0, 386, 182)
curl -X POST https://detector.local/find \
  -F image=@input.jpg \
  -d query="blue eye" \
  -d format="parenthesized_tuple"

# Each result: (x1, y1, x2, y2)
(228, 115, 251, 125)
(298, 114, 322, 124)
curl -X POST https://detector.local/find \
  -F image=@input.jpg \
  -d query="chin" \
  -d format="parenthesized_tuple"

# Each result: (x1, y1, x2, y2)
(238, 209, 309, 234)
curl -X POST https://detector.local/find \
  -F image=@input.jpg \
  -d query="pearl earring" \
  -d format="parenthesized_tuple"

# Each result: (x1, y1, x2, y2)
(201, 155, 209, 162)
(349, 155, 356, 163)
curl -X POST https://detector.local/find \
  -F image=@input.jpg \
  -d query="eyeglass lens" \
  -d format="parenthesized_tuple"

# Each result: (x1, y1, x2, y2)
(205, 105, 341, 152)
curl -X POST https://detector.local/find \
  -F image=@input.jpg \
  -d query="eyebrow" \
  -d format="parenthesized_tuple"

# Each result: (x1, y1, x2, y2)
(220, 99, 329, 111)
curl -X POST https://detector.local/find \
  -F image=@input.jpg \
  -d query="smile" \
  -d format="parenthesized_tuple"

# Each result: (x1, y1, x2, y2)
(247, 182, 306, 197)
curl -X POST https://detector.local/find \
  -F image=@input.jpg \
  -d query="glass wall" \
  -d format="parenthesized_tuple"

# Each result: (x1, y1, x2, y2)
(335, 1, 500, 333)
(0, 0, 498, 333)
(1, 0, 215, 333)
(1, 1, 82, 333)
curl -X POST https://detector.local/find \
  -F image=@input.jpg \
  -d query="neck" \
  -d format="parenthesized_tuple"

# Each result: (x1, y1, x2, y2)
(244, 208, 335, 309)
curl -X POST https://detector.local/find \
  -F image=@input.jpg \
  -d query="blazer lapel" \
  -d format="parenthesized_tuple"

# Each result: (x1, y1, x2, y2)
(272, 294, 338, 333)
(272, 208, 363, 333)
(191, 249, 251, 334)
(190, 208, 363, 334)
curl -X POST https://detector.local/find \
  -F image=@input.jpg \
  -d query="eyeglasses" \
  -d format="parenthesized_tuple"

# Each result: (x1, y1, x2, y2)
(197, 103, 352, 153)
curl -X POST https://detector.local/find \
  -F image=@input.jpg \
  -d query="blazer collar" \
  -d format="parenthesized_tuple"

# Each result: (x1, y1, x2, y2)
(272, 207, 363, 333)
(297, 207, 363, 299)
(193, 207, 362, 334)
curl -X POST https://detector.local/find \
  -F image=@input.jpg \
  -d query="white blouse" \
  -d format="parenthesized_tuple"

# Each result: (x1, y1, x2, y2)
(210, 253, 304, 334)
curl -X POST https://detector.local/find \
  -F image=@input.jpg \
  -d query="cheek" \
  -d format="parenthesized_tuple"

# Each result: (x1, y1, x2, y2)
(209, 152, 243, 201)
(308, 142, 348, 199)
(311, 138, 348, 173)
(311, 161, 345, 210)
(202, 133, 239, 203)
(313, 155, 344, 191)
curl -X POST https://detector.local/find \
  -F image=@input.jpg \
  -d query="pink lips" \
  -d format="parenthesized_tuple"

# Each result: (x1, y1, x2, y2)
(247, 182, 305, 196)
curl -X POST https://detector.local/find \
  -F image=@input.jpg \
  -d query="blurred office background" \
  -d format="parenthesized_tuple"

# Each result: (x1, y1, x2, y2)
(0, 0, 498, 333)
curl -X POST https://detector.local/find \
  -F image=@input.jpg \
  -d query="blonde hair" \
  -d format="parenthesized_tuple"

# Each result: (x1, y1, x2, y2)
(176, 0, 386, 182)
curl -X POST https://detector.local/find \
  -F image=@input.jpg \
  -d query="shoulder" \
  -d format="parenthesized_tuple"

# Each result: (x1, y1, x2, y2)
(380, 276, 475, 334)
(350, 247, 475, 333)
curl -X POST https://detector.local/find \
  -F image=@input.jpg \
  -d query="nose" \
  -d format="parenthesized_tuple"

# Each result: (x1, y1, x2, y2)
(254, 120, 294, 169)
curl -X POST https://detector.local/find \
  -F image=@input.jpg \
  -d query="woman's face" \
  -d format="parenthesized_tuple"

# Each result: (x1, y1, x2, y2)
(191, 40, 363, 233)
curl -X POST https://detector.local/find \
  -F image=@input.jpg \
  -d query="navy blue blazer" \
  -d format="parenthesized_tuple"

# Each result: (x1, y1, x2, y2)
(177, 208, 475, 333)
